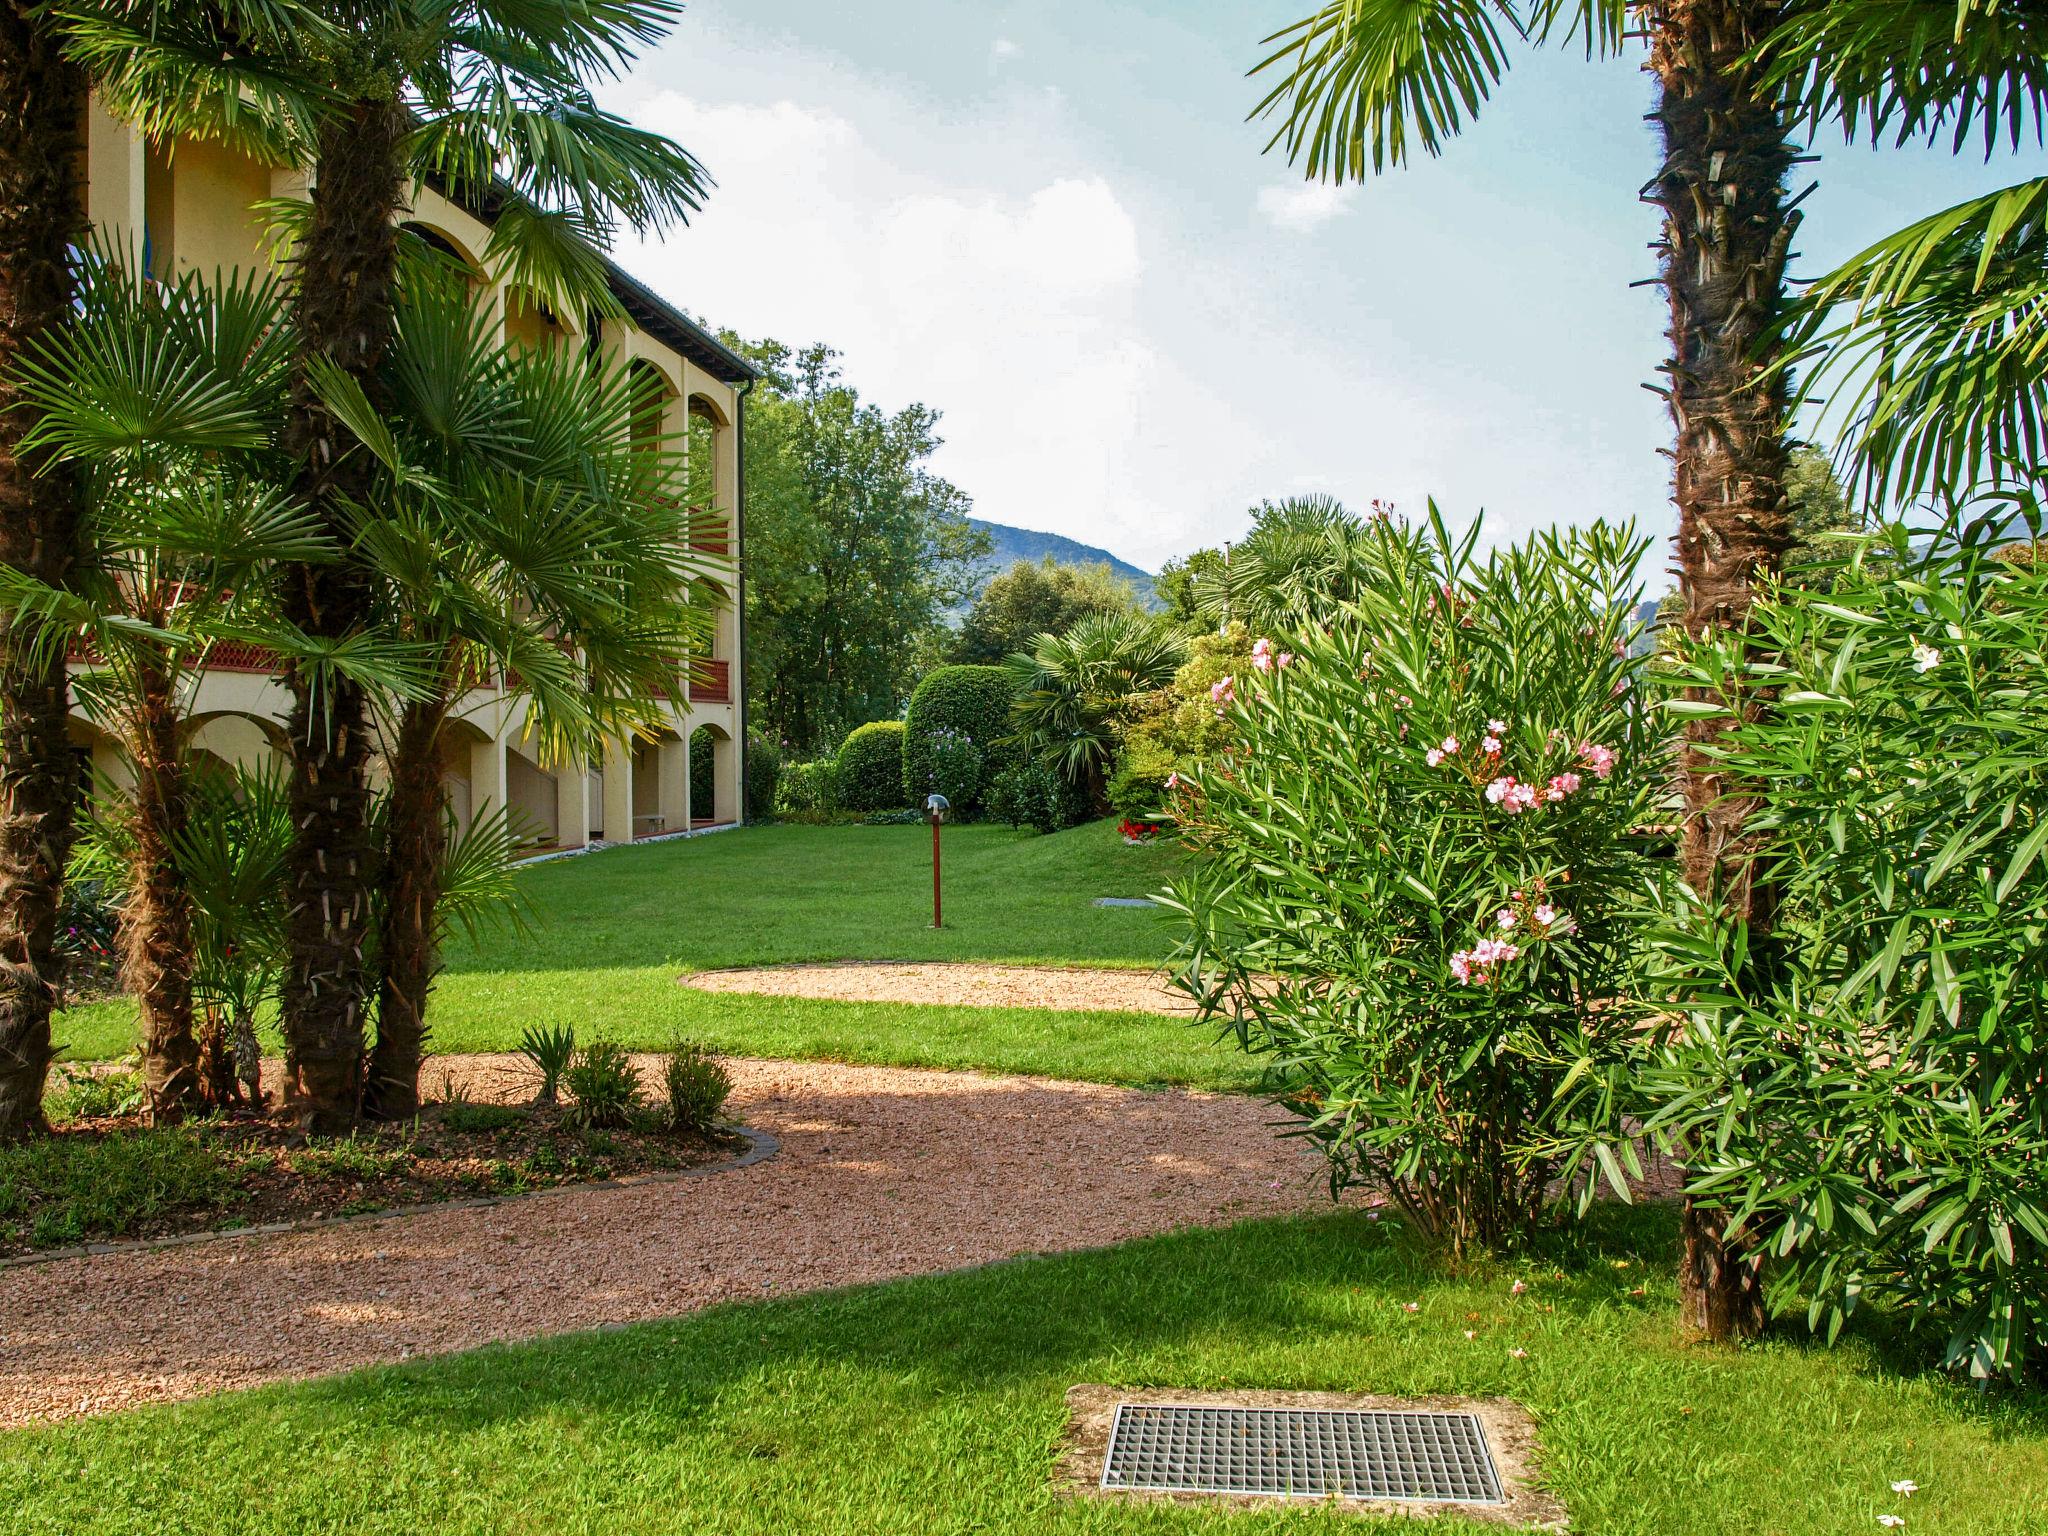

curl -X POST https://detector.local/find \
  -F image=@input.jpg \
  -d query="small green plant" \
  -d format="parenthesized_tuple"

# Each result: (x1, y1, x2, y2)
(290, 1136, 411, 1181)
(774, 758, 843, 821)
(983, 758, 1086, 833)
(440, 1101, 524, 1135)
(519, 1023, 576, 1106)
(45, 1061, 145, 1122)
(563, 1040, 642, 1130)
(660, 1042, 733, 1133)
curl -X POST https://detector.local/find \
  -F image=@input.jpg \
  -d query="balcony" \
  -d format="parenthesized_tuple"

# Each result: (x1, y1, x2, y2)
(687, 505, 730, 559)
(689, 658, 730, 704)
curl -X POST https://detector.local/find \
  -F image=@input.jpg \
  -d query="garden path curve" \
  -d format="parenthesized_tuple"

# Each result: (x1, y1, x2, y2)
(0, 1055, 1332, 1428)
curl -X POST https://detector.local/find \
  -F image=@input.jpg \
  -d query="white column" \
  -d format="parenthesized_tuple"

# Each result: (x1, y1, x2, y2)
(601, 736, 634, 843)
(467, 734, 507, 828)
(553, 760, 589, 850)
(86, 100, 146, 248)
(713, 730, 739, 827)
(657, 736, 689, 833)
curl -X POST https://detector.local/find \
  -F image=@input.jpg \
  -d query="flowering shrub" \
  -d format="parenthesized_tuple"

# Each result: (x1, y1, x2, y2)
(919, 726, 984, 811)
(1165, 511, 1657, 1254)
(834, 721, 908, 812)
(1116, 816, 1163, 844)
(1645, 519, 2048, 1382)
(902, 665, 1016, 812)
(1110, 624, 1257, 822)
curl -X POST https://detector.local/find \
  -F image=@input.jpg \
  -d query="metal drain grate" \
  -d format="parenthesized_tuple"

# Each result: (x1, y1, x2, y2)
(1100, 1403, 1505, 1505)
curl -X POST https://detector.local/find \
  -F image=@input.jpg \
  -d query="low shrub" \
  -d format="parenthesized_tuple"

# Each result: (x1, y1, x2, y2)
(1104, 734, 1177, 823)
(835, 720, 907, 812)
(45, 1061, 144, 1122)
(290, 1136, 412, 1181)
(1169, 511, 1657, 1256)
(660, 1042, 733, 1133)
(0, 1127, 240, 1249)
(439, 1101, 524, 1134)
(518, 1023, 576, 1106)
(1646, 518, 2048, 1382)
(775, 758, 842, 821)
(902, 665, 1016, 811)
(745, 730, 782, 821)
(564, 1040, 642, 1130)
(984, 759, 1088, 834)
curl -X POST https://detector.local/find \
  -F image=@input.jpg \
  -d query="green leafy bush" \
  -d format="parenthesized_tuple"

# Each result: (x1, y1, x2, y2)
(983, 759, 1088, 834)
(518, 1023, 576, 1106)
(661, 1042, 734, 1133)
(745, 730, 783, 821)
(835, 720, 908, 812)
(45, 1061, 144, 1122)
(1105, 734, 1177, 822)
(902, 665, 1016, 811)
(0, 1127, 240, 1248)
(1168, 511, 1656, 1255)
(1646, 518, 2048, 1382)
(775, 759, 843, 821)
(564, 1040, 643, 1130)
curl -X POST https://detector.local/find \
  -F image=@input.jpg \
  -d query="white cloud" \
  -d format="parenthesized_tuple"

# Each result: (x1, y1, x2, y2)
(990, 36, 1021, 64)
(1255, 180, 1357, 232)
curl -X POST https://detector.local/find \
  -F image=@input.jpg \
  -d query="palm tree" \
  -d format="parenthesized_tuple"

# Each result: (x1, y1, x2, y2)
(328, 263, 710, 1119)
(57, 0, 711, 1129)
(0, 4, 89, 1141)
(3, 257, 346, 1118)
(1252, 0, 1798, 1338)
(1759, 1, 2048, 505)
(1009, 613, 1187, 811)
(1192, 494, 1380, 632)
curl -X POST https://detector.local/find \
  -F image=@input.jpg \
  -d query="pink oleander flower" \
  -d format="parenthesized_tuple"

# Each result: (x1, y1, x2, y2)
(1497, 908, 1517, 929)
(1912, 639, 1941, 673)
(1276, 651, 1294, 669)
(1440, 735, 1460, 756)
(1543, 772, 1581, 803)
(1251, 637, 1275, 673)
(1488, 719, 1506, 733)
(1533, 903, 1558, 927)
(1425, 748, 1445, 767)
(1481, 734, 1502, 755)
(1506, 782, 1536, 813)
(1210, 677, 1235, 705)
(1486, 776, 1513, 805)
(1398, 694, 1412, 709)
(1164, 772, 1180, 791)
(1450, 936, 1522, 985)
(1579, 742, 1616, 779)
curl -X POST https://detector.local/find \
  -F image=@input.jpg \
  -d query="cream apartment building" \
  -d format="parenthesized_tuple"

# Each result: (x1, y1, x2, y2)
(74, 102, 754, 848)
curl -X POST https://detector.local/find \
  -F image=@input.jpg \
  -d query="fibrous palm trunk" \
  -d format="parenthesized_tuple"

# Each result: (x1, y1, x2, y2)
(125, 660, 199, 1119)
(0, 6, 85, 1142)
(362, 694, 448, 1122)
(276, 99, 406, 1132)
(1647, 0, 1796, 1342)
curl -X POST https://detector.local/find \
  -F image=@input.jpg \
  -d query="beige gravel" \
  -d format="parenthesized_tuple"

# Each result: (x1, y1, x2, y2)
(0, 1054, 1334, 1428)
(681, 961, 1191, 1013)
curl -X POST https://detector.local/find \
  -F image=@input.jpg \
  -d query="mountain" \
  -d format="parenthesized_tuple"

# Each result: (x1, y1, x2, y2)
(966, 518, 1158, 607)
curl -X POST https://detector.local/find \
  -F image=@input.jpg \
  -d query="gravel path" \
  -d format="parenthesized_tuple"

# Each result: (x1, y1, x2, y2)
(0, 1055, 1331, 1428)
(681, 961, 1191, 1013)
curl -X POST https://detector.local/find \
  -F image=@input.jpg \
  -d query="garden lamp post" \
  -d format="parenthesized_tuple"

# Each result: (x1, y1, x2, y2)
(925, 794, 949, 927)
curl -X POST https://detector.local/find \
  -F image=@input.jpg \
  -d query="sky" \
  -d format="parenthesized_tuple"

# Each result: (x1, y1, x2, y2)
(605, 1, 2048, 584)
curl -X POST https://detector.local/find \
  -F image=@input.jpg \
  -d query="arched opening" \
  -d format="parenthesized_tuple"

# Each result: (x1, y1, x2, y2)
(688, 723, 736, 828)
(685, 394, 730, 558)
(504, 285, 570, 353)
(400, 221, 485, 298)
(436, 717, 493, 831)
(505, 741, 559, 848)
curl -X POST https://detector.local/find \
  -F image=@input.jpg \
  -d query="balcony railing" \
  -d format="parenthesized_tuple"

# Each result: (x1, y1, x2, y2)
(689, 659, 730, 704)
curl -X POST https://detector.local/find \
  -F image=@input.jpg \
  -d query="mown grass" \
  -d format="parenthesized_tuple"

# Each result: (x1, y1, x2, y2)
(5, 1208, 2043, 1535)
(51, 821, 1248, 1090)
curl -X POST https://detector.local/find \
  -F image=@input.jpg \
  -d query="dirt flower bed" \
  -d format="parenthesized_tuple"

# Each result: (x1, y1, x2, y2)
(0, 1099, 745, 1258)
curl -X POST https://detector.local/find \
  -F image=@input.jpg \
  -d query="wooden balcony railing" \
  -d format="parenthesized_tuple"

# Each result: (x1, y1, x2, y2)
(689, 658, 730, 704)
(687, 505, 731, 559)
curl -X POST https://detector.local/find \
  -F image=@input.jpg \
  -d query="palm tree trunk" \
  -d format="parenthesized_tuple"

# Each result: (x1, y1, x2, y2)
(362, 696, 447, 1122)
(0, 6, 85, 1142)
(125, 662, 199, 1120)
(1648, 0, 1796, 1343)
(275, 98, 406, 1132)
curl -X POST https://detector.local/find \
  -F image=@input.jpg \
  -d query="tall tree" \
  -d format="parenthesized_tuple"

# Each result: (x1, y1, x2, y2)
(950, 557, 1142, 666)
(1252, 0, 1798, 1338)
(0, 2, 87, 1140)
(63, 0, 710, 1128)
(738, 341, 985, 752)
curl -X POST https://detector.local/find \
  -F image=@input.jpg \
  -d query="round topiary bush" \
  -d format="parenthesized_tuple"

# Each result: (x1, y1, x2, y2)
(902, 665, 1018, 811)
(836, 720, 908, 812)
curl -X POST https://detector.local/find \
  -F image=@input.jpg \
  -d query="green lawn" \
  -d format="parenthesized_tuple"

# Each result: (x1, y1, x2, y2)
(55, 821, 1256, 1091)
(6, 1209, 2043, 1535)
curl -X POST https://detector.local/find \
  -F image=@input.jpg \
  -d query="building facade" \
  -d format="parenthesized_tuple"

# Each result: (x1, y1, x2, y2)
(75, 102, 753, 849)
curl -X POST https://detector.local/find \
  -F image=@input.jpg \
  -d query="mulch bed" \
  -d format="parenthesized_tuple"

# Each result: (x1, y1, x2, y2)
(1, 1101, 746, 1258)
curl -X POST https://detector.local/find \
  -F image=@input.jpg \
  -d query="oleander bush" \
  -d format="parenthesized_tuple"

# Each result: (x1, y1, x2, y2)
(1166, 509, 1657, 1255)
(901, 665, 1016, 811)
(1645, 515, 2048, 1383)
(835, 720, 908, 812)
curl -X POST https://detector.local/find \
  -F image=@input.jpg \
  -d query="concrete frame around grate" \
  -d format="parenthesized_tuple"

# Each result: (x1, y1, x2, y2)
(1056, 1385, 1568, 1529)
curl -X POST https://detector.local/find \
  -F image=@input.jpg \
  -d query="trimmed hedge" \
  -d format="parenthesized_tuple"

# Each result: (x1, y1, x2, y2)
(776, 759, 841, 821)
(901, 665, 1017, 811)
(835, 720, 908, 812)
